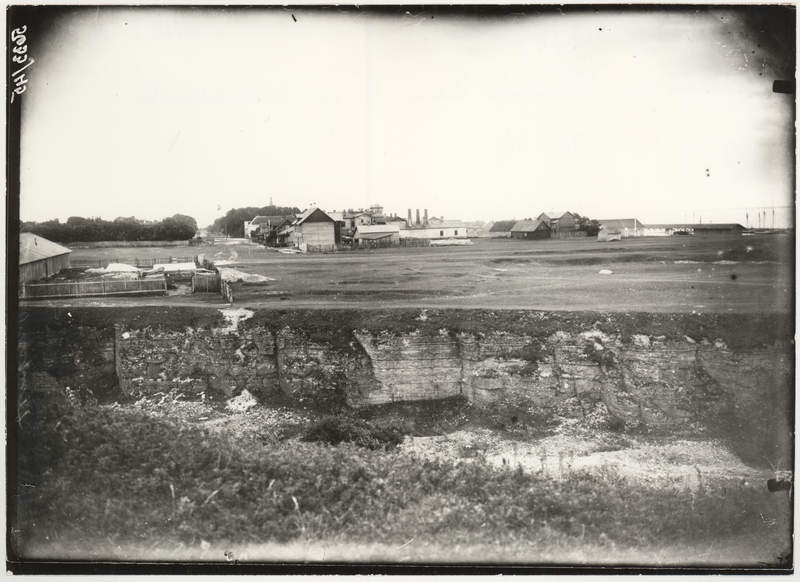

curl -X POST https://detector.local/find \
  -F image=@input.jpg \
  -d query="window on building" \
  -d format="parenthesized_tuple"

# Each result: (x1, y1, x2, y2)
(454, 230, 458, 236)
(440, 230, 444, 237)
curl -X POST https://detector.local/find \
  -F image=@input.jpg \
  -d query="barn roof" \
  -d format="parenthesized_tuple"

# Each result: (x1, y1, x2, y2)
(295, 207, 335, 225)
(489, 220, 517, 232)
(539, 211, 575, 221)
(511, 219, 548, 233)
(20, 233, 72, 265)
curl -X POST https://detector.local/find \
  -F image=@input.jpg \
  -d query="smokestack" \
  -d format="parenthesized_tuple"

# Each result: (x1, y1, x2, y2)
(408, 209, 412, 224)
(416, 209, 420, 225)
(424, 209, 428, 225)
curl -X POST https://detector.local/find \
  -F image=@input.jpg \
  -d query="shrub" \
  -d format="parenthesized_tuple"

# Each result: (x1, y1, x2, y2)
(301, 416, 405, 450)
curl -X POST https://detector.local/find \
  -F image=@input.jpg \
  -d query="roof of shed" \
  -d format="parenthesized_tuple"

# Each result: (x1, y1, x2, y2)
(690, 223, 745, 230)
(489, 220, 517, 232)
(511, 219, 548, 232)
(20, 233, 72, 265)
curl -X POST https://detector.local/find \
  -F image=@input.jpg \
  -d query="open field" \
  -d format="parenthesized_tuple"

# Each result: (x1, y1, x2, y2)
(13, 234, 794, 568)
(49, 233, 793, 313)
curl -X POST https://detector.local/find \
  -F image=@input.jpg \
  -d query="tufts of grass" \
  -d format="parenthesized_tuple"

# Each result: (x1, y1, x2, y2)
(12, 400, 787, 558)
(301, 415, 406, 450)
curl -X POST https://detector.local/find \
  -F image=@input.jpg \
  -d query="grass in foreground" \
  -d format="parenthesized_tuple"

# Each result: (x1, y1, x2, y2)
(13, 397, 790, 565)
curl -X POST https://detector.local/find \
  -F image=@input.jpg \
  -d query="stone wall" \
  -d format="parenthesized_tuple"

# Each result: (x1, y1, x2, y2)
(18, 308, 792, 462)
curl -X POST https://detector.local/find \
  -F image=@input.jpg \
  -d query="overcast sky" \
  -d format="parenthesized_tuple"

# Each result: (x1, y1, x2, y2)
(19, 6, 794, 228)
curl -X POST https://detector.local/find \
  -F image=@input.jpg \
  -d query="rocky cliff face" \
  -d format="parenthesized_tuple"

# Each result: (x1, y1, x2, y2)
(18, 307, 792, 466)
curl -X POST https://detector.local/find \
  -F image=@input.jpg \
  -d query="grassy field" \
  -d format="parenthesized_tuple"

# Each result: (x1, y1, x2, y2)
(13, 392, 791, 567)
(56, 233, 794, 313)
(14, 233, 794, 568)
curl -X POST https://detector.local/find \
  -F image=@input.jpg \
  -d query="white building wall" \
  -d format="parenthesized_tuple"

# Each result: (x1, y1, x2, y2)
(399, 227, 467, 239)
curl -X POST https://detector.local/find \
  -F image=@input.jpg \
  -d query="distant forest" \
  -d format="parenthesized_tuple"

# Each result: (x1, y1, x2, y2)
(211, 205, 300, 238)
(21, 215, 198, 243)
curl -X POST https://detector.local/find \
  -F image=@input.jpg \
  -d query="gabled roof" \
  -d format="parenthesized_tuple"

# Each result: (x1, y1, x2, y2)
(295, 207, 335, 225)
(511, 219, 549, 233)
(598, 218, 645, 230)
(489, 220, 517, 232)
(249, 215, 272, 225)
(539, 211, 578, 221)
(20, 233, 72, 265)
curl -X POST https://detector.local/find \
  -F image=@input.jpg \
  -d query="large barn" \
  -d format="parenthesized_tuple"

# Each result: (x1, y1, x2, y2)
(19, 233, 72, 284)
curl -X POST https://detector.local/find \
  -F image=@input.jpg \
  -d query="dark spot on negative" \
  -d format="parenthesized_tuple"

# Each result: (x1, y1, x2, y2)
(730, 273, 738, 281)
(291, 14, 297, 22)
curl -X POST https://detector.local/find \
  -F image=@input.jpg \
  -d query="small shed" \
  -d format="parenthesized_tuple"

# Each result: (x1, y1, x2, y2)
(510, 219, 551, 240)
(19, 233, 72, 284)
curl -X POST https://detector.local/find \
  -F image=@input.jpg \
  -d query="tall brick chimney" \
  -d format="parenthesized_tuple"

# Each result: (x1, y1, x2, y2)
(424, 209, 428, 225)
(416, 209, 421, 225)
(408, 208, 412, 224)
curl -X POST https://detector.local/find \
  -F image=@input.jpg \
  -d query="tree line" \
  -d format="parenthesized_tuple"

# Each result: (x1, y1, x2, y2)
(21, 215, 198, 243)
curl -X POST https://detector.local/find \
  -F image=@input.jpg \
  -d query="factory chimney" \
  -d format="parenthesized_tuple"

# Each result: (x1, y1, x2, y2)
(424, 209, 428, 225)
(408, 209, 412, 224)
(416, 209, 421, 225)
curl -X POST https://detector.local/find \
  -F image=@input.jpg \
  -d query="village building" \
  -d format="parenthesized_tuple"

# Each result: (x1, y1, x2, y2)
(537, 211, 584, 238)
(690, 223, 746, 236)
(488, 220, 517, 238)
(20, 233, 72, 284)
(510, 219, 551, 240)
(245, 215, 295, 241)
(399, 221, 468, 240)
(597, 218, 645, 238)
(354, 224, 401, 247)
(641, 224, 685, 237)
(290, 207, 337, 252)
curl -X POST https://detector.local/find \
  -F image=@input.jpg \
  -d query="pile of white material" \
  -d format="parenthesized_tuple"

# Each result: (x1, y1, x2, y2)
(218, 307, 254, 333)
(225, 389, 258, 413)
(430, 238, 473, 246)
(598, 269, 614, 275)
(218, 267, 275, 283)
(101, 271, 140, 280)
(278, 248, 305, 254)
(86, 262, 140, 274)
(151, 262, 197, 272)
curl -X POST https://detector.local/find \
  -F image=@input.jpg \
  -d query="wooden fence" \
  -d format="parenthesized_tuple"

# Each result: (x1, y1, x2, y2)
(399, 238, 432, 247)
(22, 277, 168, 299)
(192, 271, 221, 293)
(71, 256, 196, 269)
(221, 281, 234, 304)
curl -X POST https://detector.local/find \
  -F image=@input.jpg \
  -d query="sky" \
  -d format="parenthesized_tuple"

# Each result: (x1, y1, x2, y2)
(17, 6, 795, 228)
